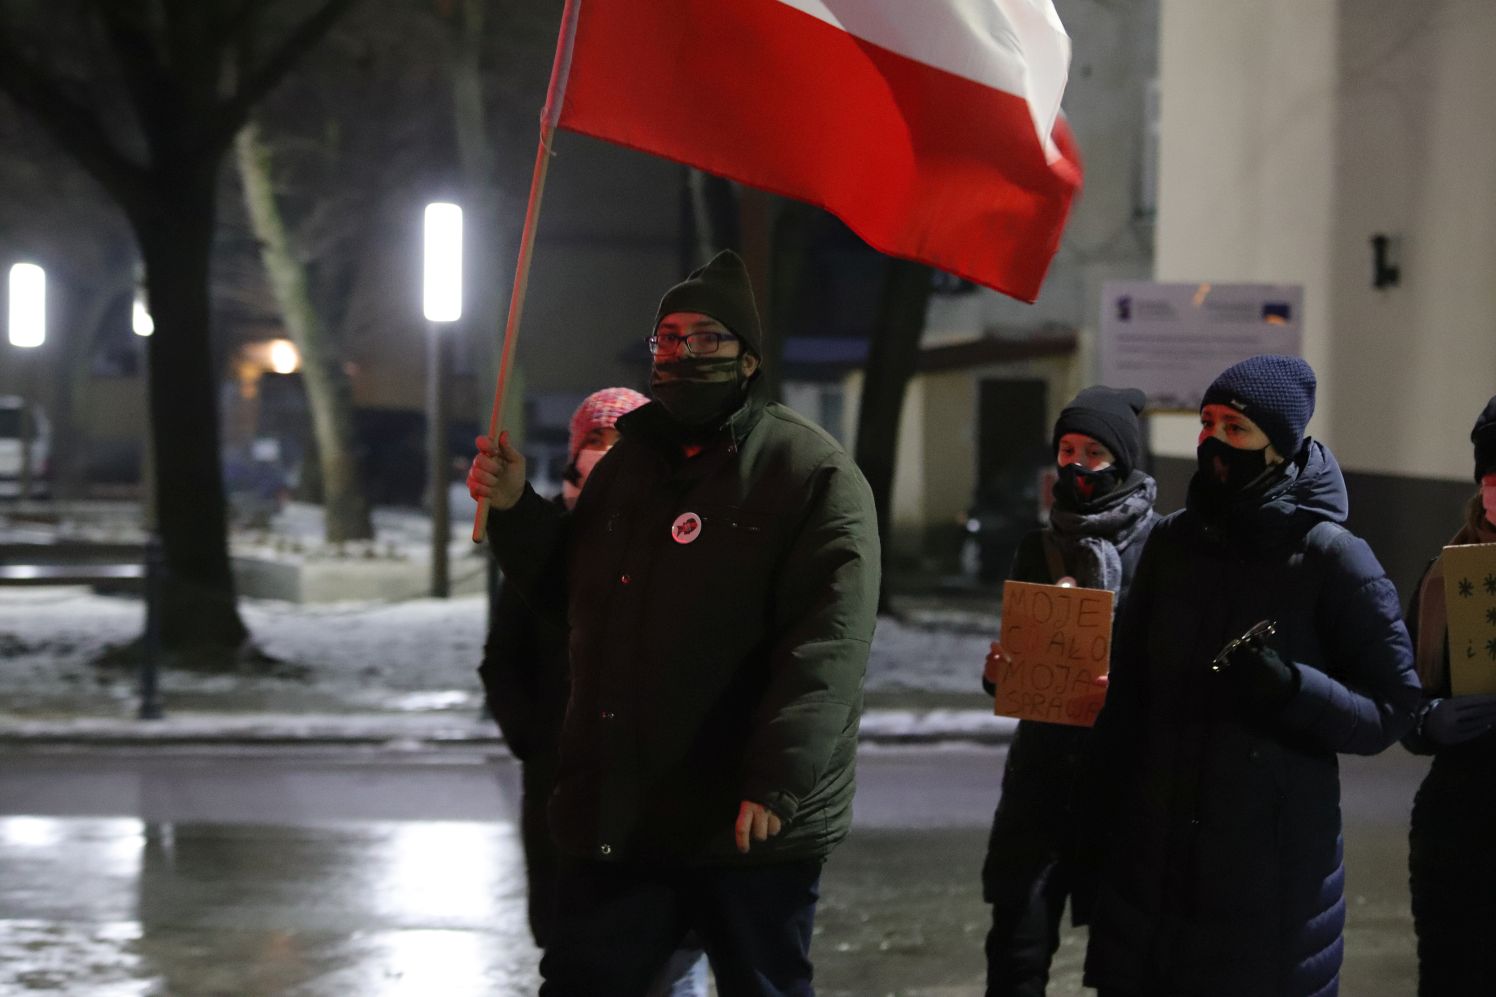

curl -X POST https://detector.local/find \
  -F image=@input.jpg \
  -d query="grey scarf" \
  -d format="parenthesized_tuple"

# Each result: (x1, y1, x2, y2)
(1047, 474, 1158, 592)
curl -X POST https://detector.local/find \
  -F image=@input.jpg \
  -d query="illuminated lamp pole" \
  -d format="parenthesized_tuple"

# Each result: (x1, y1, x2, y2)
(132, 293, 157, 531)
(423, 203, 462, 598)
(7, 263, 45, 500)
(129, 291, 165, 720)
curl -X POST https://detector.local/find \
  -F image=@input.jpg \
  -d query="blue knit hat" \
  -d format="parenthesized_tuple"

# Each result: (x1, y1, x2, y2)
(1200, 354, 1317, 458)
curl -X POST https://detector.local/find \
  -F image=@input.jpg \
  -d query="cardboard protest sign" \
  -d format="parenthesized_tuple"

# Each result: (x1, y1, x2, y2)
(995, 580, 1114, 727)
(1442, 543, 1496, 696)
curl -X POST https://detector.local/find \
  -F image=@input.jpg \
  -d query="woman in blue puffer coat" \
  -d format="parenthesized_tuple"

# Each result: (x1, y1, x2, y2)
(1082, 355, 1421, 997)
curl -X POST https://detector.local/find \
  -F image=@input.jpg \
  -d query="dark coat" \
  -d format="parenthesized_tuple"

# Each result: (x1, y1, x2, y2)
(981, 490, 1158, 913)
(1400, 559, 1496, 997)
(478, 500, 570, 765)
(477, 553, 570, 947)
(488, 392, 880, 867)
(1083, 441, 1420, 997)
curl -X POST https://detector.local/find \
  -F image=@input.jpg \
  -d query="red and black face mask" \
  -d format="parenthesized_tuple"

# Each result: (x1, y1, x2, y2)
(1055, 463, 1123, 508)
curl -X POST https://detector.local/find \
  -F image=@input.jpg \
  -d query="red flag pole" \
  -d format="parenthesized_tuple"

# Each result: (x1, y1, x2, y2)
(472, 0, 582, 542)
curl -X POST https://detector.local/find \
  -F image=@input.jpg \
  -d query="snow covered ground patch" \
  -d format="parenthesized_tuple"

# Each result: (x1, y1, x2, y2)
(4, 500, 1005, 711)
(0, 588, 997, 709)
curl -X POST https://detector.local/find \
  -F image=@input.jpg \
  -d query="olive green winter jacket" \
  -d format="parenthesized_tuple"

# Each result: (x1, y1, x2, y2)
(488, 391, 880, 866)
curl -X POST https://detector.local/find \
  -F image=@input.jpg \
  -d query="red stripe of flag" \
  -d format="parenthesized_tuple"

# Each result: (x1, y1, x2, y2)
(557, 0, 1082, 303)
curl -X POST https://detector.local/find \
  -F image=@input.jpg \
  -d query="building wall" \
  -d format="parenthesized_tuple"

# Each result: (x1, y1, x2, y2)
(1152, 0, 1496, 594)
(846, 354, 1078, 569)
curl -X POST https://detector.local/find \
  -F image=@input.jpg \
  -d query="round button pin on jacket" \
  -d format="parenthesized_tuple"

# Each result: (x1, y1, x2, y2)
(671, 512, 703, 544)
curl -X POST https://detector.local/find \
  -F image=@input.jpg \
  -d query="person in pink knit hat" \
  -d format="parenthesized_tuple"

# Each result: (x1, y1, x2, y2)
(561, 387, 648, 509)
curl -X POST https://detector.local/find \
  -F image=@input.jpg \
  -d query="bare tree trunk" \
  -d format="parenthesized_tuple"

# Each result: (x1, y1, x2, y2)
(133, 165, 250, 654)
(853, 259, 933, 611)
(236, 120, 373, 543)
(0, 0, 360, 667)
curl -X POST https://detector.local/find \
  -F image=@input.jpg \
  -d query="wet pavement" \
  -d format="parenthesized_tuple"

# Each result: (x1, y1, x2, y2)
(0, 744, 1429, 995)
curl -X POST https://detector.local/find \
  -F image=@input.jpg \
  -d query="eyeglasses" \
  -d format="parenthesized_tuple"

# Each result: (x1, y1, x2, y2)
(645, 330, 734, 357)
(1210, 619, 1277, 673)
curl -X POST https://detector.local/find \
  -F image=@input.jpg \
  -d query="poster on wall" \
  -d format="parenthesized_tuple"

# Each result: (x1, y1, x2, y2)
(1099, 281, 1304, 411)
(1441, 543, 1496, 696)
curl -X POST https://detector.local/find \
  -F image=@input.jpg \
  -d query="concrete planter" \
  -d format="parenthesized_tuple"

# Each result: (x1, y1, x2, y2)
(232, 552, 486, 603)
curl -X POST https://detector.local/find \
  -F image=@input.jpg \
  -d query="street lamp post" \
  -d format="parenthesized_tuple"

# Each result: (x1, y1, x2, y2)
(423, 203, 463, 598)
(131, 290, 163, 720)
(8, 263, 46, 501)
(133, 293, 157, 533)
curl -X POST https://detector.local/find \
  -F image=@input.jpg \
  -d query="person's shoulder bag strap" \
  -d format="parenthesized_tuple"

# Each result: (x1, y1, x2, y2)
(1039, 530, 1068, 583)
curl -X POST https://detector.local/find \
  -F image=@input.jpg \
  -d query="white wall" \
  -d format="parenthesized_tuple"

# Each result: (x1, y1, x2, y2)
(1151, 0, 1338, 457)
(1153, 0, 1496, 479)
(1327, 0, 1496, 479)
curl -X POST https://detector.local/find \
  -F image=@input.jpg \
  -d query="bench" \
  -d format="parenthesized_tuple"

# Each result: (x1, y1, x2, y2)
(0, 543, 146, 590)
(0, 540, 164, 718)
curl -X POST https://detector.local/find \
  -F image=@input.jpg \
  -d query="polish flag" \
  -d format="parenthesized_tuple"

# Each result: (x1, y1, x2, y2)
(552, 0, 1082, 303)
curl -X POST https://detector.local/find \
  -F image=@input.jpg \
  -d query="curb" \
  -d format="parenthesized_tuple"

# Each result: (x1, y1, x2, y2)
(0, 710, 1017, 749)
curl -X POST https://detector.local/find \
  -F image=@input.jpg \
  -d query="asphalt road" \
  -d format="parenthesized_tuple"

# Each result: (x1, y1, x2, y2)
(0, 743, 1431, 995)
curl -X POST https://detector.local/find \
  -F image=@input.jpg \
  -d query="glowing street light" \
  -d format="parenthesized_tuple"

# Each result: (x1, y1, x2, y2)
(422, 202, 463, 598)
(423, 202, 463, 323)
(8, 263, 45, 348)
(132, 296, 154, 337)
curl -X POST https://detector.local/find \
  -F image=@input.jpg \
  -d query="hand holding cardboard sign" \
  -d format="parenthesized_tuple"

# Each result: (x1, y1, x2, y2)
(983, 641, 1010, 687)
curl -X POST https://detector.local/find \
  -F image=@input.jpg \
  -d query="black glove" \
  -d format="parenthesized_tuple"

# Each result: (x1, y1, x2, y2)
(1213, 635, 1299, 713)
(1418, 694, 1496, 746)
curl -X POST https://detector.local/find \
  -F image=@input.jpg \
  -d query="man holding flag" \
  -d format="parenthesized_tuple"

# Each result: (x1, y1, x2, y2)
(465, 0, 1080, 990)
(470, 251, 880, 994)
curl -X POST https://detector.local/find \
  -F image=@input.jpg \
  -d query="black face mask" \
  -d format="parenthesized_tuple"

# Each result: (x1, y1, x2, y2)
(1196, 436, 1273, 496)
(650, 356, 747, 429)
(1054, 463, 1123, 508)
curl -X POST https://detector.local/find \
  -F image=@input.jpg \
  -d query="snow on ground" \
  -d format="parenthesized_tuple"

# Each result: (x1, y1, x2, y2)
(0, 587, 994, 708)
(2, 501, 999, 715)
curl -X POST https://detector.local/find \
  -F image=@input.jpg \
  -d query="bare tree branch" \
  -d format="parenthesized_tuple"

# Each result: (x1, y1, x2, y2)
(0, 26, 150, 213)
(208, 0, 361, 152)
(95, 2, 177, 145)
(212, 0, 274, 53)
(158, 0, 220, 99)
